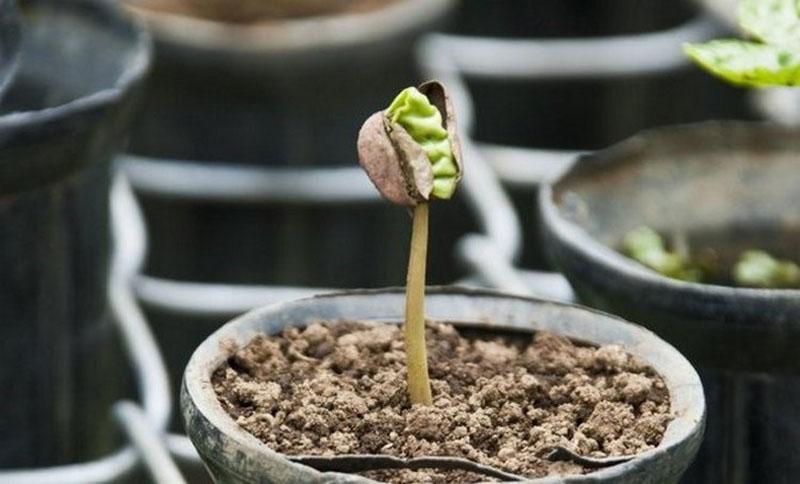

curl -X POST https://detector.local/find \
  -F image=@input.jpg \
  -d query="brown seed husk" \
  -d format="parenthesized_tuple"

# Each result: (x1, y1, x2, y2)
(383, 116, 434, 202)
(357, 112, 417, 206)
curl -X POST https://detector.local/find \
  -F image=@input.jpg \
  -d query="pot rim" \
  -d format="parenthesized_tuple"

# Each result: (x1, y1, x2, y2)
(540, 121, 800, 318)
(0, 0, 151, 131)
(125, 0, 453, 56)
(183, 286, 705, 483)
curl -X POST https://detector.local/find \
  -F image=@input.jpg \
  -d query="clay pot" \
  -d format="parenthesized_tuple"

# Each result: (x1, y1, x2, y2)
(540, 121, 800, 481)
(0, 0, 150, 467)
(182, 287, 704, 483)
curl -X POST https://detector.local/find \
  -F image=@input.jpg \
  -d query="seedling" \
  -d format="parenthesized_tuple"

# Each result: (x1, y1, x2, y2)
(621, 227, 800, 288)
(684, 0, 800, 87)
(622, 227, 701, 282)
(357, 81, 462, 405)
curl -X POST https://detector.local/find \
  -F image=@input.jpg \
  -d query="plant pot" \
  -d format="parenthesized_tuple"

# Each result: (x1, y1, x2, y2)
(0, 0, 150, 467)
(182, 287, 704, 483)
(539, 121, 800, 482)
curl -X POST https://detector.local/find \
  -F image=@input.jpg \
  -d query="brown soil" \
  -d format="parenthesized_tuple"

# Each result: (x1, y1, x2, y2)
(213, 321, 671, 483)
(132, 0, 399, 24)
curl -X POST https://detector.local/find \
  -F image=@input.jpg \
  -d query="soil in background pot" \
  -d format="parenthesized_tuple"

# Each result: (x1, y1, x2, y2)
(213, 322, 672, 483)
(132, 0, 399, 23)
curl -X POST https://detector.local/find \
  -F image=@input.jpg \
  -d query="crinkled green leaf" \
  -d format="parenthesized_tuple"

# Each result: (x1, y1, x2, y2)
(733, 250, 800, 288)
(387, 87, 458, 199)
(684, 40, 800, 87)
(739, 0, 800, 47)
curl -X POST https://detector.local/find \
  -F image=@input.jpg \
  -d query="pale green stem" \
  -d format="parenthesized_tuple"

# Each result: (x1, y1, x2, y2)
(404, 202, 433, 406)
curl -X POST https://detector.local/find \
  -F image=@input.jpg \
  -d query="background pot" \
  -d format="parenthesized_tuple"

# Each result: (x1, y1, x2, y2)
(540, 121, 800, 483)
(0, 0, 150, 467)
(182, 287, 705, 483)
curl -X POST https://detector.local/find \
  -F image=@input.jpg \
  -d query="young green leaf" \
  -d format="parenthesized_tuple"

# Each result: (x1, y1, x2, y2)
(683, 40, 800, 87)
(387, 87, 459, 199)
(739, 0, 800, 47)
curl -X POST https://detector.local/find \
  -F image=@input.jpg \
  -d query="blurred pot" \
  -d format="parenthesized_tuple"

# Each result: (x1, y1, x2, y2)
(0, 0, 150, 467)
(540, 121, 800, 482)
(182, 288, 705, 483)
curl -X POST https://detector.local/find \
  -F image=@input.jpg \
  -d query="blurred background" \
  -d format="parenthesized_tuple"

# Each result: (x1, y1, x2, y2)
(0, 0, 794, 482)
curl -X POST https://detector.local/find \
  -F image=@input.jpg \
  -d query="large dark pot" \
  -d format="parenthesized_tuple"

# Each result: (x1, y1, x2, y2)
(0, 0, 150, 467)
(540, 121, 800, 483)
(182, 288, 705, 483)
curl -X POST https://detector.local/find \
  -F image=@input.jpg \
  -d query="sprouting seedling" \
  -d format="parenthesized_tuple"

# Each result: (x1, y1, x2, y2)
(684, 0, 800, 87)
(357, 81, 462, 406)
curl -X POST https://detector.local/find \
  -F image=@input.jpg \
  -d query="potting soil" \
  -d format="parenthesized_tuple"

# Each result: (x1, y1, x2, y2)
(213, 321, 671, 483)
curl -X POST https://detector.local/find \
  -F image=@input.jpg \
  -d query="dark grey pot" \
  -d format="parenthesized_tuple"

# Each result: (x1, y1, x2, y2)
(0, 0, 20, 99)
(539, 121, 800, 482)
(0, 0, 150, 467)
(182, 287, 705, 483)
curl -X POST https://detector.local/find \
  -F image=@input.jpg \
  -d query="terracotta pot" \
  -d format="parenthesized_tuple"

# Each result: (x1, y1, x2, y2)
(182, 287, 704, 483)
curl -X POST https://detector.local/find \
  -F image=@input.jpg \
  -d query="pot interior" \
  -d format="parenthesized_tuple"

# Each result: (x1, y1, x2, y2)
(551, 123, 800, 280)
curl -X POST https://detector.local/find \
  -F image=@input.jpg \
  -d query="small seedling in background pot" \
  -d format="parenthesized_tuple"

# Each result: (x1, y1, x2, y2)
(684, 0, 800, 87)
(734, 250, 800, 288)
(357, 81, 462, 405)
(622, 227, 702, 282)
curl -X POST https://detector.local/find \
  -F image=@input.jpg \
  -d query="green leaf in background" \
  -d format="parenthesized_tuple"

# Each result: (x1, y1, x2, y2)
(684, 40, 800, 87)
(739, 0, 800, 47)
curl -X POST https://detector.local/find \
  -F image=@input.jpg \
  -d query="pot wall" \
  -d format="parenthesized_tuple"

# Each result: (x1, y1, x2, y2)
(0, 0, 150, 467)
